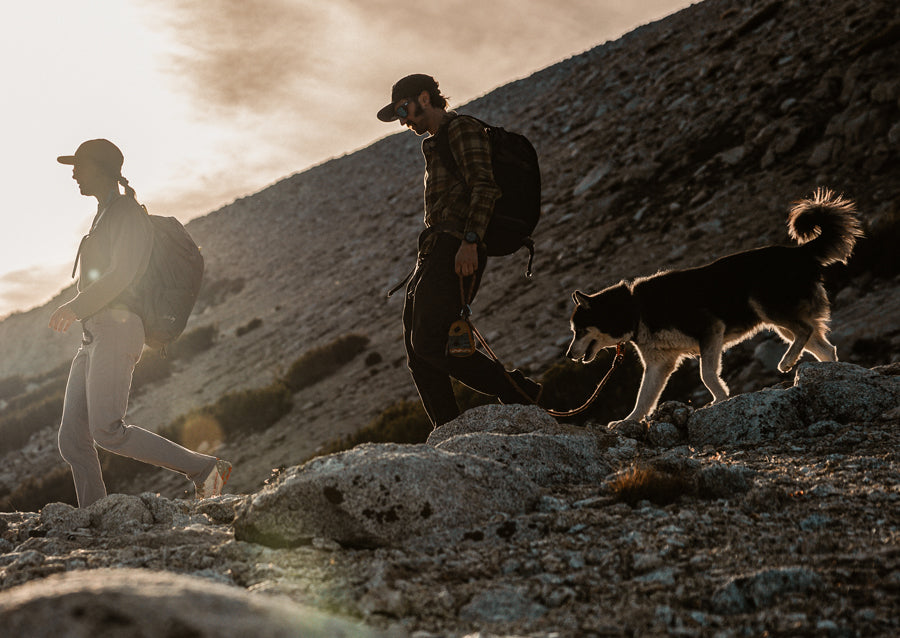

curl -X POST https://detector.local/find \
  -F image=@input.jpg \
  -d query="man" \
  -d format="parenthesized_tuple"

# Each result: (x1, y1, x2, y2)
(378, 74, 542, 427)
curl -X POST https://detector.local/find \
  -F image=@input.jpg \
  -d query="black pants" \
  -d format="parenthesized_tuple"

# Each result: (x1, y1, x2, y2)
(403, 233, 535, 427)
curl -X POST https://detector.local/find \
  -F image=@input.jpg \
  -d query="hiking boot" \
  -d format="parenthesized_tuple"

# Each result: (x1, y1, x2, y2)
(195, 459, 232, 499)
(501, 369, 544, 406)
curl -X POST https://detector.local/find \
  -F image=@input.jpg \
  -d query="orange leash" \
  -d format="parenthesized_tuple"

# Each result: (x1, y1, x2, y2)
(456, 274, 625, 418)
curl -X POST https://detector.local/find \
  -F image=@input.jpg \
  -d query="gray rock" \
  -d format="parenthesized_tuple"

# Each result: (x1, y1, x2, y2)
(889, 121, 900, 146)
(871, 79, 900, 103)
(0, 568, 387, 638)
(436, 431, 614, 486)
(649, 401, 694, 428)
(88, 493, 155, 533)
(193, 494, 245, 525)
(459, 586, 547, 624)
(794, 362, 900, 424)
(426, 404, 559, 446)
(807, 138, 835, 166)
(717, 145, 746, 166)
(711, 567, 823, 614)
(687, 386, 804, 446)
(609, 419, 647, 440)
(635, 566, 679, 585)
(573, 161, 613, 196)
(38, 502, 91, 532)
(39, 494, 156, 535)
(807, 420, 843, 437)
(233, 443, 541, 549)
(646, 422, 683, 448)
(696, 463, 752, 499)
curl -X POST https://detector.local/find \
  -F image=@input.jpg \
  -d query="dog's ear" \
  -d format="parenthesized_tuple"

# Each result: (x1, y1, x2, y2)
(573, 290, 591, 307)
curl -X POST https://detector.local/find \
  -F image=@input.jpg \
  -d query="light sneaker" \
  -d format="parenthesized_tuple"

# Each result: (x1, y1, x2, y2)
(195, 459, 232, 499)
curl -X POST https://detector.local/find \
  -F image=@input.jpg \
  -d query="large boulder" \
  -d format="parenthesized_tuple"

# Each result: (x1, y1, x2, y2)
(435, 431, 615, 487)
(793, 362, 900, 423)
(687, 362, 900, 447)
(0, 568, 387, 638)
(686, 386, 805, 447)
(426, 403, 560, 446)
(233, 442, 541, 550)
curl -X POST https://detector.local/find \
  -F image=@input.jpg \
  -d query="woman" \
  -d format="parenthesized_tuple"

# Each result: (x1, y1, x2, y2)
(50, 138, 231, 508)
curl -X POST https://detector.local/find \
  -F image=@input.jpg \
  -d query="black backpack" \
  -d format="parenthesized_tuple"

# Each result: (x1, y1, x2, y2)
(435, 115, 542, 276)
(130, 215, 204, 350)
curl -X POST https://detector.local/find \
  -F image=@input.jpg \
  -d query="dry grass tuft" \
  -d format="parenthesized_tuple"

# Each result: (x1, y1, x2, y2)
(608, 463, 693, 506)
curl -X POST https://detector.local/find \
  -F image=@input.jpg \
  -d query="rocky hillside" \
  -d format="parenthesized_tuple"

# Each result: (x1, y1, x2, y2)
(0, 0, 899, 634)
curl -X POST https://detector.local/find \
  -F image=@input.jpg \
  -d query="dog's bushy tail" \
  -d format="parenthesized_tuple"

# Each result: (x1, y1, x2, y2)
(788, 188, 863, 266)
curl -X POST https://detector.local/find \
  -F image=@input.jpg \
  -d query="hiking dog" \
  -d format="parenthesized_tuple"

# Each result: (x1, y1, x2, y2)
(566, 189, 863, 422)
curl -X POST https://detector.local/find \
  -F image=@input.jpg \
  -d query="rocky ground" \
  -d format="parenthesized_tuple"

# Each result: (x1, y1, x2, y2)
(1, 362, 898, 637)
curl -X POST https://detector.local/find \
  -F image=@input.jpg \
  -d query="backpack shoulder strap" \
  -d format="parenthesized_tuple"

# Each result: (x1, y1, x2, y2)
(434, 114, 491, 185)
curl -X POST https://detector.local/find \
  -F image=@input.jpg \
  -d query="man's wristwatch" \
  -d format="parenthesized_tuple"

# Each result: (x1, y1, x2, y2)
(463, 231, 480, 244)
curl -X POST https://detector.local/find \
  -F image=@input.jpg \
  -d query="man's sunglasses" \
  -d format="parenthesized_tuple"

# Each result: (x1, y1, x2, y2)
(395, 99, 412, 119)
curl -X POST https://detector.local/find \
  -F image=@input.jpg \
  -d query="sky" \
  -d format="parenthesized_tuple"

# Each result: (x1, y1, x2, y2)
(0, 0, 692, 318)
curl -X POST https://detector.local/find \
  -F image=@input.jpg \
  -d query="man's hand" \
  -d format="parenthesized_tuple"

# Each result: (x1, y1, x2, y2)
(49, 305, 78, 333)
(455, 241, 479, 277)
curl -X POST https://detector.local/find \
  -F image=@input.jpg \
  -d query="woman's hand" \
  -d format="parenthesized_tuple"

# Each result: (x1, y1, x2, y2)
(49, 305, 78, 333)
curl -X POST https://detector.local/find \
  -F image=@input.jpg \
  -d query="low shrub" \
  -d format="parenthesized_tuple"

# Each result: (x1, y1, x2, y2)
(538, 352, 642, 424)
(314, 382, 491, 459)
(28, 360, 73, 387)
(2, 375, 67, 414)
(236, 318, 263, 337)
(132, 325, 218, 395)
(195, 276, 246, 312)
(0, 375, 26, 402)
(0, 463, 76, 512)
(168, 324, 218, 360)
(537, 347, 711, 422)
(166, 382, 293, 448)
(364, 351, 383, 367)
(0, 364, 69, 458)
(131, 352, 174, 394)
(0, 391, 65, 457)
(452, 380, 498, 412)
(317, 400, 431, 458)
(283, 333, 370, 392)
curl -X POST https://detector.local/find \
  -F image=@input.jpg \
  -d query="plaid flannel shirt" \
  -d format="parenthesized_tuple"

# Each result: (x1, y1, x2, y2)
(420, 112, 500, 250)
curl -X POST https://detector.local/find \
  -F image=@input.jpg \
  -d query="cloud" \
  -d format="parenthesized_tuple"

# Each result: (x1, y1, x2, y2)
(0, 263, 71, 317)
(133, 0, 692, 218)
(148, 0, 325, 114)
(144, 0, 690, 119)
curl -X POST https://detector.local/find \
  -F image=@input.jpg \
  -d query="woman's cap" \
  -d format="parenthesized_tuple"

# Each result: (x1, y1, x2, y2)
(377, 74, 439, 122)
(57, 139, 124, 177)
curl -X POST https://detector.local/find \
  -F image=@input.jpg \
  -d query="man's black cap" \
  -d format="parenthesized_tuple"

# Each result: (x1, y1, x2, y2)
(377, 74, 439, 122)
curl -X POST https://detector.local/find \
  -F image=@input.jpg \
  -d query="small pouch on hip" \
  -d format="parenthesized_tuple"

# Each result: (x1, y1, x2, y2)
(447, 319, 476, 357)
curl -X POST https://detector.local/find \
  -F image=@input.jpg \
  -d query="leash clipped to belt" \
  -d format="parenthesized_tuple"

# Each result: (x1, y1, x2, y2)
(452, 274, 625, 419)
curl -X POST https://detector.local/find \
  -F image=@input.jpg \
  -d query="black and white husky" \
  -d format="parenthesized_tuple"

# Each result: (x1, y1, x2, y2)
(566, 189, 863, 423)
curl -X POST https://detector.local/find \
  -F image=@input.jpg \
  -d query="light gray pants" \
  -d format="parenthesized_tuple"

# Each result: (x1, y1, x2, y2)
(58, 308, 216, 507)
